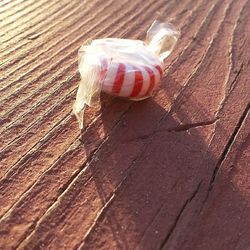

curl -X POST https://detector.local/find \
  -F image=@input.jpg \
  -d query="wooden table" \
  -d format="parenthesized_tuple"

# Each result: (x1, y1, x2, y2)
(0, 0, 249, 249)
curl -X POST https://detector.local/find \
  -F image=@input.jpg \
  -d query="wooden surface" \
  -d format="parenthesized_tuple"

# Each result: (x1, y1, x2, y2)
(0, 0, 249, 249)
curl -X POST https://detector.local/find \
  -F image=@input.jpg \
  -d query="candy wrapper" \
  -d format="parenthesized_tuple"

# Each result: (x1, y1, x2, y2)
(73, 20, 180, 128)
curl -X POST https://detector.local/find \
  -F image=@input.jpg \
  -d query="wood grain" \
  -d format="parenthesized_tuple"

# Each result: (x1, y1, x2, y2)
(0, 0, 249, 249)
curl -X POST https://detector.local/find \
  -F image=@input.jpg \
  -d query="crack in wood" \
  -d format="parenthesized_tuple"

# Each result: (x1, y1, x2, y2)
(126, 118, 218, 143)
(160, 118, 218, 132)
(159, 181, 202, 250)
(228, 62, 244, 94)
(213, 0, 248, 120)
(203, 103, 250, 204)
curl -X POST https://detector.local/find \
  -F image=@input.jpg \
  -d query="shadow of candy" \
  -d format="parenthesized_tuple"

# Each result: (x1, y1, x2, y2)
(78, 75, 249, 250)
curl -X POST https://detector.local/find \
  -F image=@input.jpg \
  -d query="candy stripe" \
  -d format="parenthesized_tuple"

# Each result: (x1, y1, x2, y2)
(130, 66, 143, 97)
(119, 64, 135, 97)
(102, 64, 118, 94)
(144, 66, 155, 96)
(112, 63, 126, 95)
(136, 65, 150, 97)
(155, 64, 163, 77)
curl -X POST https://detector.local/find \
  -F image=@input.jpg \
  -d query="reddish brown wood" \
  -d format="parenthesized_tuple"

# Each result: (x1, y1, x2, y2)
(0, 0, 249, 249)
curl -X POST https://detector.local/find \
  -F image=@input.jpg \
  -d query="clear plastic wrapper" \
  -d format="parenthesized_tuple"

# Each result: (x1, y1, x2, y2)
(73, 20, 180, 128)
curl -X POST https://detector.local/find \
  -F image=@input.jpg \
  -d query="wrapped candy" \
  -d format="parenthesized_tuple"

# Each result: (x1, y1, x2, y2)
(73, 21, 180, 128)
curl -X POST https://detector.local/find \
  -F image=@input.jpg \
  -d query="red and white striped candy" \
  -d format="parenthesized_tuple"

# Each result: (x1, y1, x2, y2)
(101, 61, 163, 100)
(93, 38, 164, 100)
(74, 22, 179, 128)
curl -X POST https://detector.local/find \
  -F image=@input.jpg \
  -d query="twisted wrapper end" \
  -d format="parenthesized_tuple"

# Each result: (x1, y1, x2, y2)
(146, 20, 180, 62)
(73, 45, 103, 129)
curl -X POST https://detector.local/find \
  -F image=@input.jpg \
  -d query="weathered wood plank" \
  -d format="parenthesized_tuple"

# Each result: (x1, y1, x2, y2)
(0, 0, 249, 249)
